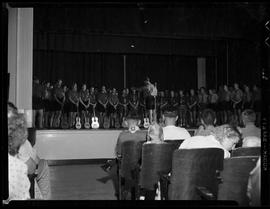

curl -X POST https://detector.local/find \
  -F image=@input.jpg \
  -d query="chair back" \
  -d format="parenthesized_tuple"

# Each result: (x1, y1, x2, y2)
(164, 140, 184, 150)
(168, 148, 224, 200)
(27, 128, 36, 147)
(120, 140, 144, 180)
(218, 156, 259, 206)
(139, 143, 175, 190)
(231, 147, 261, 157)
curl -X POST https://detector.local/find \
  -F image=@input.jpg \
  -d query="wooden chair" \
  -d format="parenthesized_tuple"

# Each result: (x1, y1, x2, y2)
(139, 143, 175, 200)
(28, 173, 37, 199)
(166, 148, 224, 200)
(27, 127, 36, 147)
(217, 156, 259, 206)
(231, 147, 261, 157)
(164, 140, 184, 150)
(118, 140, 144, 200)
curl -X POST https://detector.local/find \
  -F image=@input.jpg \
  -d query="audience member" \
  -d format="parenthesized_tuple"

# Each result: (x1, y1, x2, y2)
(115, 111, 147, 156)
(8, 104, 30, 200)
(145, 122, 164, 144)
(194, 109, 216, 136)
(179, 124, 241, 158)
(242, 136, 261, 148)
(241, 109, 261, 138)
(162, 107, 191, 140)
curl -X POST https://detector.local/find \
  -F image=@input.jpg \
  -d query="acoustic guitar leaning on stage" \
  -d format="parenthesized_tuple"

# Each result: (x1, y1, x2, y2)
(75, 105, 82, 129)
(91, 105, 99, 129)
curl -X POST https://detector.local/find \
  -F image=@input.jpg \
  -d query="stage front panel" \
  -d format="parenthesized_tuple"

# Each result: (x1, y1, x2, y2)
(34, 130, 122, 160)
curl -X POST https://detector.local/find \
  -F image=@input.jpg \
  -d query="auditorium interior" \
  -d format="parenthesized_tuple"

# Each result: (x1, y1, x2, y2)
(2, 2, 269, 206)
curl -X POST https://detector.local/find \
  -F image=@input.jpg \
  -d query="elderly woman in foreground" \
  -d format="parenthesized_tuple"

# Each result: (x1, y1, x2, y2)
(7, 105, 30, 201)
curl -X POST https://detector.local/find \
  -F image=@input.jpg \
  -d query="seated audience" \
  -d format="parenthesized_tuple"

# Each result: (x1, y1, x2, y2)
(179, 124, 241, 158)
(162, 107, 191, 140)
(145, 122, 164, 144)
(194, 108, 217, 136)
(8, 103, 30, 200)
(241, 109, 261, 138)
(247, 157, 261, 206)
(242, 136, 261, 148)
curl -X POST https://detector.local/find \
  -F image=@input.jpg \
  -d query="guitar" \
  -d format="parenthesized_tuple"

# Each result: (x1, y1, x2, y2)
(75, 105, 82, 129)
(91, 105, 99, 129)
(84, 110, 91, 129)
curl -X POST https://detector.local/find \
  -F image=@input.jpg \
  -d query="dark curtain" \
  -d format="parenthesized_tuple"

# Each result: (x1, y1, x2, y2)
(126, 54, 197, 91)
(33, 50, 123, 89)
(34, 50, 198, 91)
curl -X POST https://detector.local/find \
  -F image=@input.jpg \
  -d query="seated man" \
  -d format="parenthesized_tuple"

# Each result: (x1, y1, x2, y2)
(179, 124, 241, 158)
(241, 109, 261, 138)
(242, 136, 261, 148)
(99, 111, 147, 198)
(162, 107, 191, 140)
(115, 111, 147, 157)
(194, 108, 216, 136)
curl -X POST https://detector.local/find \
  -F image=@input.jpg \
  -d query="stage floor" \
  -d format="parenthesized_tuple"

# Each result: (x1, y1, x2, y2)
(34, 128, 196, 160)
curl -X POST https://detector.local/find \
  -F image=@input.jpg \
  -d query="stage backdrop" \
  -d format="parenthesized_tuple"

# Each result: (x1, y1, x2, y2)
(33, 51, 198, 91)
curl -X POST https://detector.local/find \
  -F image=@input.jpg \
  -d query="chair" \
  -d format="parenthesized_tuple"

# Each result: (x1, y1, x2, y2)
(28, 173, 37, 199)
(217, 156, 259, 206)
(231, 147, 261, 157)
(164, 140, 184, 150)
(167, 148, 224, 200)
(118, 140, 145, 200)
(139, 143, 175, 200)
(27, 128, 36, 147)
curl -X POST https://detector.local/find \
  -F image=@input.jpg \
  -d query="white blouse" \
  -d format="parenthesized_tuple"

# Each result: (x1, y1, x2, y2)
(8, 154, 30, 200)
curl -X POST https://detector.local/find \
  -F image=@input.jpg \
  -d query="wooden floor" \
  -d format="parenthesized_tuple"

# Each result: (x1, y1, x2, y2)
(49, 164, 117, 200)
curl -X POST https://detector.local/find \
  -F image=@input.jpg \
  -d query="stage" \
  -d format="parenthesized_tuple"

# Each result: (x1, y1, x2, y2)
(34, 129, 196, 160)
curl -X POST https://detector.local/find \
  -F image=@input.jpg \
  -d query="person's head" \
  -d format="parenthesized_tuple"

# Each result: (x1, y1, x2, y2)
(72, 83, 77, 91)
(160, 91, 164, 97)
(190, 89, 195, 96)
(209, 89, 213, 95)
(224, 85, 228, 91)
(144, 77, 150, 85)
(201, 109, 216, 126)
(63, 85, 68, 92)
(8, 110, 28, 156)
(147, 122, 164, 143)
(112, 88, 117, 94)
(125, 111, 141, 128)
(101, 86, 106, 93)
(46, 82, 50, 88)
(244, 85, 250, 92)
(234, 83, 239, 89)
(82, 84, 87, 91)
(200, 87, 206, 94)
(242, 109, 256, 126)
(90, 87, 95, 94)
(242, 136, 261, 147)
(214, 125, 241, 151)
(162, 107, 178, 126)
(170, 90, 175, 97)
(179, 90, 184, 96)
(253, 84, 258, 91)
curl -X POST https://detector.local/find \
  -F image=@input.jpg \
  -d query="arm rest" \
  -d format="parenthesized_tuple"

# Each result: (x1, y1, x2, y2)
(196, 186, 216, 200)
